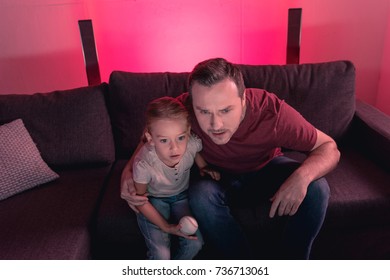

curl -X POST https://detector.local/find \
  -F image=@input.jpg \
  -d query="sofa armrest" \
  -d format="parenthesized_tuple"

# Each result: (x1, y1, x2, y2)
(348, 99, 390, 171)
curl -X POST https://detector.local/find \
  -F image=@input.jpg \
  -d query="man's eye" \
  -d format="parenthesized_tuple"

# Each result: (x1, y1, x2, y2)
(221, 108, 231, 114)
(200, 110, 209, 115)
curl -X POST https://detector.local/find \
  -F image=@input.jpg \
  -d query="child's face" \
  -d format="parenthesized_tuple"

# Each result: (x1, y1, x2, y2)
(146, 118, 190, 167)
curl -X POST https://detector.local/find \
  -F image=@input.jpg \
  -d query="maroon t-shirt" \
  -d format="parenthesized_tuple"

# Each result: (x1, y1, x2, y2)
(178, 88, 317, 174)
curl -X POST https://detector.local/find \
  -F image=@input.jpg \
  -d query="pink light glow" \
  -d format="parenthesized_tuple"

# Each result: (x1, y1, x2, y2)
(87, 0, 289, 82)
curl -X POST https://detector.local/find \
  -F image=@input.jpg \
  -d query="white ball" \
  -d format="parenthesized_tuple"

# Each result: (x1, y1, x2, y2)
(179, 216, 198, 235)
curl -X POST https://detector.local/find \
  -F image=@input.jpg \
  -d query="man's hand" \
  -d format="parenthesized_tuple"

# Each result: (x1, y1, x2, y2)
(269, 129, 340, 218)
(269, 172, 308, 218)
(120, 164, 148, 212)
(199, 166, 221, 181)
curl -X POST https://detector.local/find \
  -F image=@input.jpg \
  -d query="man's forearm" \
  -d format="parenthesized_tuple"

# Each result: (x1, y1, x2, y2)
(297, 140, 340, 183)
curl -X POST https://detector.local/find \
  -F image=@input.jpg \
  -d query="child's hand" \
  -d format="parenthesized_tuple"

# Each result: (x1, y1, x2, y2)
(200, 167, 221, 181)
(164, 224, 198, 240)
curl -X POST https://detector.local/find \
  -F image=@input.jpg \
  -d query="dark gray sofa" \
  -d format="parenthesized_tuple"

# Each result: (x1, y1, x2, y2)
(0, 85, 115, 259)
(1, 60, 389, 260)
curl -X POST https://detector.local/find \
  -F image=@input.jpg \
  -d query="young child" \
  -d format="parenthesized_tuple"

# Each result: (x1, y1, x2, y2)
(133, 96, 220, 260)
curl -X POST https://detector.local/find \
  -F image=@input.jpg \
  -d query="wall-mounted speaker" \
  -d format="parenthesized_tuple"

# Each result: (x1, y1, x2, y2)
(78, 19, 101, 86)
(286, 8, 302, 64)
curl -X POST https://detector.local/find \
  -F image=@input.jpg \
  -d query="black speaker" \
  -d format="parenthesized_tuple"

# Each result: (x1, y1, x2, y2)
(78, 19, 101, 86)
(286, 8, 302, 64)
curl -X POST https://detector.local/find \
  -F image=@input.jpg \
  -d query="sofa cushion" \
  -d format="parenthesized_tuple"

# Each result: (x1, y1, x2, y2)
(283, 147, 390, 229)
(324, 145, 390, 229)
(108, 61, 355, 159)
(0, 83, 115, 167)
(0, 119, 59, 201)
(0, 165, 112, 259)
(92, 160, 146, 260)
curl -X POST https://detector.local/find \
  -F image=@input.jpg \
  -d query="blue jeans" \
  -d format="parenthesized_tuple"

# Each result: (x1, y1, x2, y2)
(188, 156, 330, 259)
(136, 191, 203, 259)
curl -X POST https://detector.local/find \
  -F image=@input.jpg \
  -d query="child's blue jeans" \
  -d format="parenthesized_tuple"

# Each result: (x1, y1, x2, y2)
(136, 190, 203, 259)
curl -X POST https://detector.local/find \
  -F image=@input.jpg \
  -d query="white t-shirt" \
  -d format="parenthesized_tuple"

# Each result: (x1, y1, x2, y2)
(133, 134, 202, 197)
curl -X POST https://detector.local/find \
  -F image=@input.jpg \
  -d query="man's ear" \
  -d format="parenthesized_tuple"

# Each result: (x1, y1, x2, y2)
(145, 131, 154, 145)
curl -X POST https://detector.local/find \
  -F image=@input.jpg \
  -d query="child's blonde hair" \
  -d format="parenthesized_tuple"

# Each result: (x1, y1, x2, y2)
(144, 96, 190, 137)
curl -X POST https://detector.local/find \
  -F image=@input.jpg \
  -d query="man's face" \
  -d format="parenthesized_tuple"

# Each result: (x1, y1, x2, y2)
(191, 78, 246, 145)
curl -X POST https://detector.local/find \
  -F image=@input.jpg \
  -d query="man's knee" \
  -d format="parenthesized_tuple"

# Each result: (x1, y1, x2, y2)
(304, 177, 330, 215)
(188, 179, 225, 212)
(189, 179, 222, 200)
(309, 177, 330, 202)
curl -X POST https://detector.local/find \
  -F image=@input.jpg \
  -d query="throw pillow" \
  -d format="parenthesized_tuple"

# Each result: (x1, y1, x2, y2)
(0, 119, 59, 201)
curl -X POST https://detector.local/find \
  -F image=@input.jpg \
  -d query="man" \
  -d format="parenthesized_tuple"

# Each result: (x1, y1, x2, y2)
(121, 58, 340, 259)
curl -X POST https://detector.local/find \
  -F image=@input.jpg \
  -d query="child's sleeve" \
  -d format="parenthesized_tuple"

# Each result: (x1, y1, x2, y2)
(190, 133, 203, 154)
(132, 159, 151, 185)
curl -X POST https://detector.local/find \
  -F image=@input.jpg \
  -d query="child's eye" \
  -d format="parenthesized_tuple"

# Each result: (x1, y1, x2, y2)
(178, 135, 186, 141)
(159, 139, 168, 143)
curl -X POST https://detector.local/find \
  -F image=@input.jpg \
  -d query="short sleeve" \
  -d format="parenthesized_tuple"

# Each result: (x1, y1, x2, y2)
(188, 133, 202, 155)
(132, 159, 151, 185)
(275, 101, 317, 151)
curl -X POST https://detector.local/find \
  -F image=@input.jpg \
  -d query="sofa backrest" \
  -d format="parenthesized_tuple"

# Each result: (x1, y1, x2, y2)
(0, 83, 115, 167)
(239, 61, 356, 141)
(108, 72, 189, 159)
(108, 60, 356, 159)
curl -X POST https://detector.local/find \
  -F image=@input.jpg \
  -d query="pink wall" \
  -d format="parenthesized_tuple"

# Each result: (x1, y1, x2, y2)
(0, 1, 87, 93)
(89, 0, 290, 80)
(377, 6, 390, 116)
(298, 0, 390, 111)
(1, 0, 389, 115)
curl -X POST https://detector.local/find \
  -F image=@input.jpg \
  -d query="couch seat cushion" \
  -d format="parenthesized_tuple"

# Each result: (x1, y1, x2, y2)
(272, 147, 390, 229)
(324, 145, 390, 229)
(0, 165, 111, 260)
(92, 160, 146, 260)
